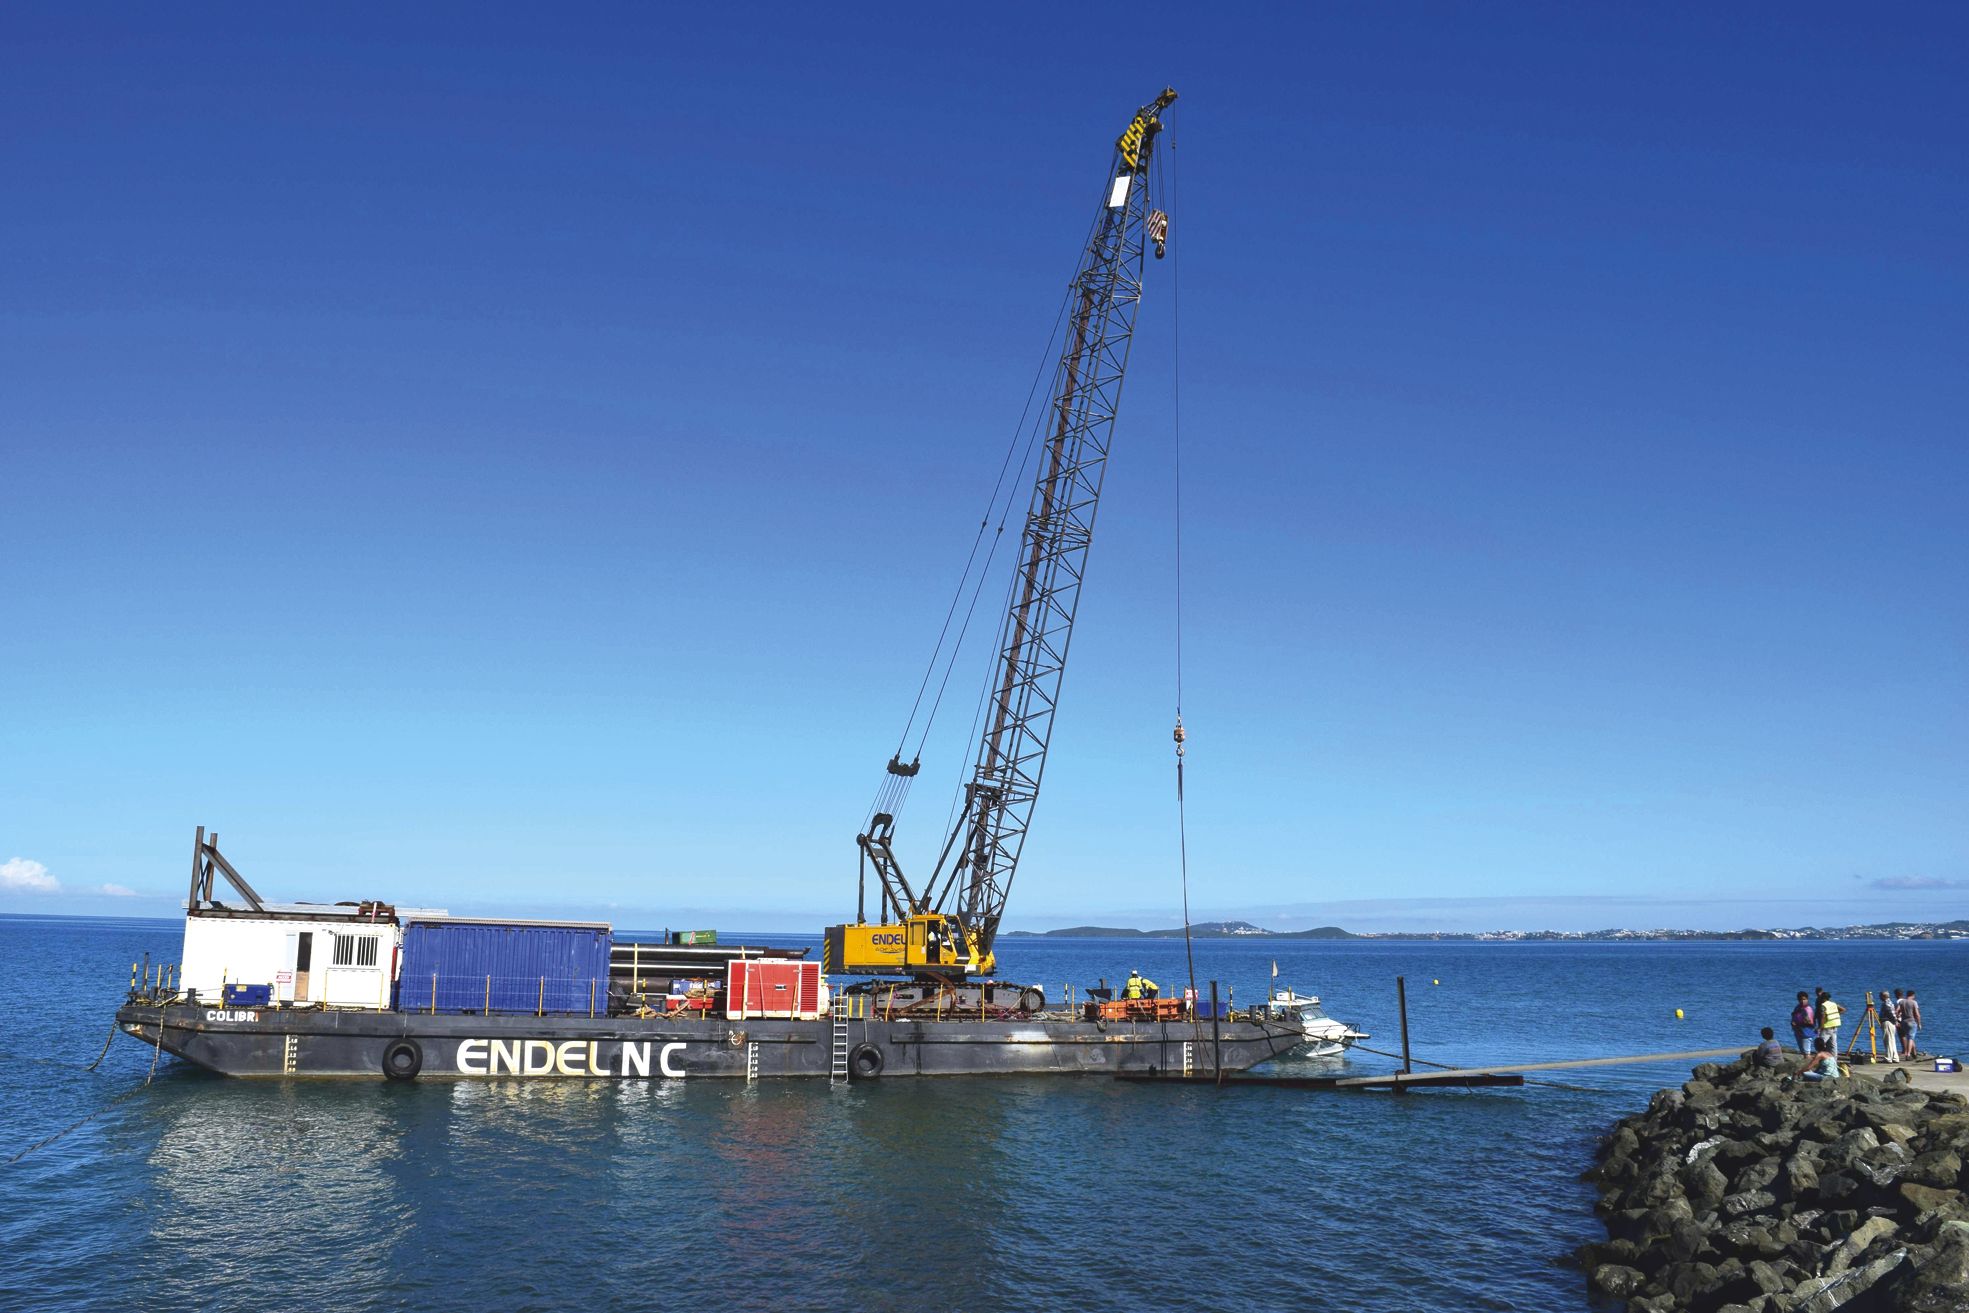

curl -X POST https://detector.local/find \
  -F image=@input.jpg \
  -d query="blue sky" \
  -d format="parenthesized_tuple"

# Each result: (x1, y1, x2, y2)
(3, 5, 1964, 933)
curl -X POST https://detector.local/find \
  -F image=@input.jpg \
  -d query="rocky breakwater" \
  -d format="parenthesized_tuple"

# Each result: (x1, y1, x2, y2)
(1578, 1057, 1969, 1312)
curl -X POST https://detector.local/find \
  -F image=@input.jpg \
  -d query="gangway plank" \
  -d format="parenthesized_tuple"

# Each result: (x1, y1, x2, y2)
(1117, 1045, 1751, 1092)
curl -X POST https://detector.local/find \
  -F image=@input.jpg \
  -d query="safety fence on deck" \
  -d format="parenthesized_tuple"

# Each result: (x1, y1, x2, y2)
(396, 974, 611, 1017)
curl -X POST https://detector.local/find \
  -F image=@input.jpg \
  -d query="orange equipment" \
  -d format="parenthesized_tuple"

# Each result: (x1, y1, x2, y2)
(1097, 998, 1186, 1022)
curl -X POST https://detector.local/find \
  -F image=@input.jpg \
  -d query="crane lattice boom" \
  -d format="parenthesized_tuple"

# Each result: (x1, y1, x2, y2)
(830, 88, 1177, 979)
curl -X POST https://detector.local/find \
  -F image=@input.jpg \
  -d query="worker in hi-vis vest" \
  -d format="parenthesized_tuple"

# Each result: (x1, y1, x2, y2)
(1124, 971, 1159, 1000)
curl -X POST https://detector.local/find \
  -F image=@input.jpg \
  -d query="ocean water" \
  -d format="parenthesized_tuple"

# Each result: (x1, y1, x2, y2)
(2, 916, 1961, 1312)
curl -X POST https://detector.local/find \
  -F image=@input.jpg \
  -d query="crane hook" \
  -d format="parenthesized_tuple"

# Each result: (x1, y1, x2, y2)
(1173, 715, 1186, 758)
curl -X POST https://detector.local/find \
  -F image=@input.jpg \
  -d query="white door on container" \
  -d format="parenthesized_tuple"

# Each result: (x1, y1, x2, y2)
(278, 933, 299, 1003)
(295, 932, 314, 1002)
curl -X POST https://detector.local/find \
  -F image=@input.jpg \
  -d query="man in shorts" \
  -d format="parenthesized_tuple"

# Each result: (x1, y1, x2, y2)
(1790, 991, 1817, 1056)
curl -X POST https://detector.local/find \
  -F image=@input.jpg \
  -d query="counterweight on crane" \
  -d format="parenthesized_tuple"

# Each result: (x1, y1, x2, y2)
(824, 88, 1177, 984)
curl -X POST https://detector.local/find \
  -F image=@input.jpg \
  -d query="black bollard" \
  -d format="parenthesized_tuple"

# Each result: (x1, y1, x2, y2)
(1396, 975, 1412, 1093)
(1211, 980, 1223, 1085)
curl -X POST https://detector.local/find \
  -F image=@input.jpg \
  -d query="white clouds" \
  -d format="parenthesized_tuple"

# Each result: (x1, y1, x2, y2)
(0, 860, 140, 898)
(2, 857, 59, 893)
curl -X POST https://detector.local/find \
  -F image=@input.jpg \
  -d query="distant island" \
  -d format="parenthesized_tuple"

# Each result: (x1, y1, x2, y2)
(1005, 920, 1356, 939)
(1004, 919, 1969, 942)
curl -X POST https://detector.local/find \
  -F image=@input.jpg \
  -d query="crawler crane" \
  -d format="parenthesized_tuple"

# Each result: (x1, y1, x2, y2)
(824, 89, 1178, 1012)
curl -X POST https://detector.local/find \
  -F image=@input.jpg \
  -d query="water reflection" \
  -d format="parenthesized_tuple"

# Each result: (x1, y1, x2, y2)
(144, 1079, 410, 1305)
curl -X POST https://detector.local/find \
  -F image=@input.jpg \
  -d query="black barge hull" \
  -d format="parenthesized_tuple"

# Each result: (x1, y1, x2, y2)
(116, 1003, 1303, 1080)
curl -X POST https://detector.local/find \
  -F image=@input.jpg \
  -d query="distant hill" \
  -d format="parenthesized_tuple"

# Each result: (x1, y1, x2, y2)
(1001, 919, 1967, 942)
(1004, 921, 1359, 940)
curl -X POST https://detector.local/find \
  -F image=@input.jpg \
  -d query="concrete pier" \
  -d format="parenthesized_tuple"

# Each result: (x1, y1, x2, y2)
(1845, 1057, 1968, 1096)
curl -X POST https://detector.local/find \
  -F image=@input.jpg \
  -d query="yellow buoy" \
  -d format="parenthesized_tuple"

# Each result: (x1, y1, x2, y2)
(1432, 979, 1440, 986)
(1675, 1008, 1685, 1019)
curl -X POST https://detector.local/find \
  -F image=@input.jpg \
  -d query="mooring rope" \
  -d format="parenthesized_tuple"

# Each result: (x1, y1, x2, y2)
(1345, 1040, 1630, 1096)
(6, 1016, 159, 1167)
(83, 1020, 118, 1072)
(145, 1005, 165, 1085)
(5, 1083, 150, 1166)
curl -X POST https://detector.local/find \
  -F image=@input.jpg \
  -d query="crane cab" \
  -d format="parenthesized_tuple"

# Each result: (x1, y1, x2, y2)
(823, 913, 996, 977)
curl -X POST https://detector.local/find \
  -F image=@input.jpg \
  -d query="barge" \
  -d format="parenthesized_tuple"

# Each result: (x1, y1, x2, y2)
(110, 92, 1291, 1083)
(113, 830, 1302, 1081)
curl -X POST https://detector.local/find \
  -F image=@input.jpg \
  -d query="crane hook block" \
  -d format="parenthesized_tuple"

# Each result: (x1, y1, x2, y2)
(1148, 209, 1169, 260)
(1173, 717, 1187, 757)
(886, 755, 922, 778)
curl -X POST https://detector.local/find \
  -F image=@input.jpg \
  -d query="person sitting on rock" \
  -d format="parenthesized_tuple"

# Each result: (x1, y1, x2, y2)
(1755, 1026, 1786, 1068)
(1799, 1036, 1840, 1082)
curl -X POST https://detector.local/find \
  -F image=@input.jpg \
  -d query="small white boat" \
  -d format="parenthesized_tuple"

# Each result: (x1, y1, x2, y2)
(1259, 987, 1368, 1057)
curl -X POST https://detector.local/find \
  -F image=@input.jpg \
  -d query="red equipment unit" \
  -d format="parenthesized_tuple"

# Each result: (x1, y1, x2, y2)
(726, 960, 824, 1020)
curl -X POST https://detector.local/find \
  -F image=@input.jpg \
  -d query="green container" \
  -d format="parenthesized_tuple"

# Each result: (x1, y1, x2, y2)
(670, 930, 718, 946)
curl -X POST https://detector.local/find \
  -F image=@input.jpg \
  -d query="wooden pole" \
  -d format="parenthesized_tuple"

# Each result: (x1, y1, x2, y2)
(1211, 980, 1223, 1085)
(1397, 975, 1412, 1078)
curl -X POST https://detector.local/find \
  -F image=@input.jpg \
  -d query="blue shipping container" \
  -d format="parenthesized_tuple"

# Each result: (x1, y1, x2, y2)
(397, 920, 613, 1015)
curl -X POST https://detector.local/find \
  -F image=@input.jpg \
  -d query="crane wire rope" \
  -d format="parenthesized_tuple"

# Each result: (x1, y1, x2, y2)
(940, 390, 1057, 843)
(865, 305, 1064, 829)
(922, 332, 1073, 840)
(868, 201, 1109, 833)
(937, 177, 1115, 845)
(1164, 124, 1199, 1013)
(909, 333, 1063, 764)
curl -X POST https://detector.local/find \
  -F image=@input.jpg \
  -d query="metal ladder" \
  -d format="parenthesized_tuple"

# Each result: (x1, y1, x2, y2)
(830, 1002, 851, 1084)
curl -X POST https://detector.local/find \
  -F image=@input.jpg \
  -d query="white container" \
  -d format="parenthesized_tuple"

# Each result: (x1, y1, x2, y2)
(181, 909, 400, 1010)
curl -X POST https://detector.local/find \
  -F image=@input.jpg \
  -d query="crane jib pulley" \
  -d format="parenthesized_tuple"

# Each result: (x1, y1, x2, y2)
(827, 89, 1178, 979)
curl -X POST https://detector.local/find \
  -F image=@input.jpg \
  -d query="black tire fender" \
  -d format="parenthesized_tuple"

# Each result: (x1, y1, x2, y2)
(383, 1039, 423, 1081)
(848, 1043, 884, 1080)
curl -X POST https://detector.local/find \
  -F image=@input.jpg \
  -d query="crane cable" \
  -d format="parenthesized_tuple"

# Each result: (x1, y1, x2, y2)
(1165, 124, 1199, 1014)
(867, 200, 1108, 835)
(938, 178, 1115, 843)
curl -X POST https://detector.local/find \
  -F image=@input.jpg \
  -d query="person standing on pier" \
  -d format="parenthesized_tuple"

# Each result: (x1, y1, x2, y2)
(1816, 989, 1843, 1054)
(1901, 989, 1922, 1059)
(1882, 989, 1903, 1062)
(1790, 991, 1817, 1056)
